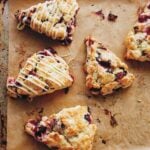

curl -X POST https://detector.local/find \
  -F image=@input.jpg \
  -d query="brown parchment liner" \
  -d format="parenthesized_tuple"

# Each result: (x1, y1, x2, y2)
(8, 0, 150, 150)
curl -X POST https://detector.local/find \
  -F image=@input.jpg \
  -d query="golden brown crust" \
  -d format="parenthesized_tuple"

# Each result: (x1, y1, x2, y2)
(85, 36, 135, 96)
(125, 1, 150, 61)
(7, 48, 73, 100)
(15, 0, 79, 44)
(25, 106, 97, 150)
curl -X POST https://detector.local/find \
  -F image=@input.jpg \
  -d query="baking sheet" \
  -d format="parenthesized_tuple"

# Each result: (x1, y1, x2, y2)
(8, 0, 150, 150)
(0, 1, 8, 149)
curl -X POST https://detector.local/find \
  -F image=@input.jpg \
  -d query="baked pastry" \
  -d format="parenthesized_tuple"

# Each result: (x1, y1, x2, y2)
(125, 1, 150, 61)
(7, 48, 73, 100)
(25, 105, 97, 150)
(84, 36, 135, 96)
(15, 0, 79, 45)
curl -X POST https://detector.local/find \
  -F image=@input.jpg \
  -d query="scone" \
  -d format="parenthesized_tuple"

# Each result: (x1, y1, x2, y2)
(7, 48, 73, 100)
(25, 105, 97, 150)
(15, 0, 79, 45)
(125, 1, 150, 61)
(85, 36, 135, 96)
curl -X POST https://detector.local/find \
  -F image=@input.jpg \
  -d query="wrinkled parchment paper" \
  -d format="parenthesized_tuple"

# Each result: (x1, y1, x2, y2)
(8, 0, 150, 150)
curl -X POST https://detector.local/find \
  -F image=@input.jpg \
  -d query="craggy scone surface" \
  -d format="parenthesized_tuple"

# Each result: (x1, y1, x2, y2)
(15, 0, 79, 44)
(125, 1, 150, 61)
(7, 48, 73, 99)
(85, 37, 135, 96)
(25, 106, 97, 150)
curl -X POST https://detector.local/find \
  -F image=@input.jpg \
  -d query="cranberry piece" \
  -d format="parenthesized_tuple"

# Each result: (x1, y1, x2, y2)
(7, 78, 15, 84)
(138, 14, 150, 23)
(145, 27, 150, 35)
(108, 12, 118, 22)
(67, 26, 72, 33)
(31, 8, 36, 13)
(84, 114, 92, 124)
(115, 71, 127, 81)
(99, 46, 107, 50)
(26, 16, 31, 25)
(38, 48, 56, 56)
(47, 48, 57, 55)
(94, 10, 105, 20)
(48, 118, 57, 130)
(89, 39, 94, 45)
(42, 51, 50, 56)
(147, 4, 150, 9)
(86, 39, 94, 46)
(38, 51, 48, 56)
(97, 60, 111, 68)
(94, 10, 102, 16)
(35, 126, 47, 137)
(15, 81, 22, 87)
(29, 70, 36, 76)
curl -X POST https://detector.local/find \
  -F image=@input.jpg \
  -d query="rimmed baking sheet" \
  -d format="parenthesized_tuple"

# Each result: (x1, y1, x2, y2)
(8, 0, 150, 149)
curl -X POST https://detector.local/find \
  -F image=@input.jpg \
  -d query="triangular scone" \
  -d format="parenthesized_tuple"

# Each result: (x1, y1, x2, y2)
(7, 48, 73, 99)
(85, 36, 135, 96)
(15, 0, 79, 45)
(125, 1, 150, 61)
(25, 105, 97, 150)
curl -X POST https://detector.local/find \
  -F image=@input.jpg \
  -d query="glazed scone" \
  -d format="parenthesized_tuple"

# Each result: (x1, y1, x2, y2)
(25, 105, 97, 150)
(15, 0, 79, 45)
(7, 48, 73, 100)
(85, 36, 135, 96)
(125, 1, 150, 61)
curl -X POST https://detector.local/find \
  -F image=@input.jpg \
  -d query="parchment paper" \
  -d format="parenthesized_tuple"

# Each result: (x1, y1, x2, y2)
(8, 0, 150, 150)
